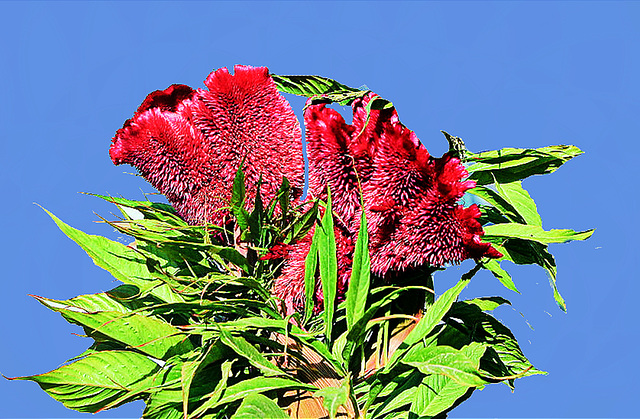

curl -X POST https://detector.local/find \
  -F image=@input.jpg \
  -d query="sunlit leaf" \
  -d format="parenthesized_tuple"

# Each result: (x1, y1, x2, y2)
(211, 377, 316, 409)
(482, 259, 520, 294)
(218, 328, 285, 377)
(410, 375, 472, 418)
(303, 233, 319, 324)
(231, 393, 289, 419)
(40, 207, 161, 294)
(314, 380, 349, 419)
(34, 296, 193, 360)
(317, 190, 338, 343)
(467, 145, 583, 184)
(345, 210, 370, 332)
(384, 267, 477, 371)
(369, 370, 423, 419)
(467, 186, 524, 224)
(10, 351, 159, 413)
(271, 74, 365, 106)
(402, 343, 490, 388)
(493, 180, 542, 226)
(483, 223, 594, 245)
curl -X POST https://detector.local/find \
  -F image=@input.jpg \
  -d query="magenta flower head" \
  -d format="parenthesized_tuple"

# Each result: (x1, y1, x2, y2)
(274, 92, 502, 313)
(274, 92, 501, 314)
(110, 65, 304, 225)
(305, 93, 501, 272)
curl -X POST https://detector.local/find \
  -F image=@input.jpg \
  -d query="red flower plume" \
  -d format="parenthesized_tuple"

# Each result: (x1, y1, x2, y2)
(275, 92, 502, 313)
(306, 93, 500, 271)
(110, 65, 304, 225)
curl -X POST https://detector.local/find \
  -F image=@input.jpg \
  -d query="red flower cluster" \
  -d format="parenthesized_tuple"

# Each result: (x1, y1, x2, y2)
(274, 93, 501, 313)
(111, 66, 501, 315)
(110, 65, 304, 225)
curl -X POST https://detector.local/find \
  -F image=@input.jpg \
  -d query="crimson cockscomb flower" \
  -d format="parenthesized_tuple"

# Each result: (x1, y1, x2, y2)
(306, 92, 501, 271)
(110, 65, 304, 225)
(367, 153, 502, 274)
(275, 92, 501, 313)
(304, 94, 380, 226)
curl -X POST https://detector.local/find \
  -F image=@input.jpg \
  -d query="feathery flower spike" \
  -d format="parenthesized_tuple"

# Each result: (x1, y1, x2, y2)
(275, 92, 501, 313)
(110, 65, 304, 225)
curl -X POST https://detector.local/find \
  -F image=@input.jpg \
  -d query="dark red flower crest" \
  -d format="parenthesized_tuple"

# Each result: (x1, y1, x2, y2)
(110, 65, 304, 225)
(274, 92, 501, 313)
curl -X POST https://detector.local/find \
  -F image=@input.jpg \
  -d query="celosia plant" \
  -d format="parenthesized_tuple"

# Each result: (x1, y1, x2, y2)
(11, 65, 593, 419)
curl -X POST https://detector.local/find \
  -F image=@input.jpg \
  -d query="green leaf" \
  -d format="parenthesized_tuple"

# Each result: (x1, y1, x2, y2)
(231, 164, 246, 210)
(466, 145, 583, 184)
(142, 404, 184, 419)
(217, 247, 252, 275)
(494, 180, 541, 226)
(410, 375, 472, 418)
(142, 381, 184, 419)
(188, 360, 234, 418)
(482, 259, 520, 294)
(493, 238, 543, 265)
(448, 301, 545, 382)
(287, 200, 319, 244)
(277, 176, 291, 222)
(345, 210, 370, 332)
(271, 74, 365, 106)
(211, 377, 316, 410)
(218, 328, 285, 377)
(143, 403, 183, 419)
(181, 357, 200, 415)
(463, 296, 511, 312)
(477, 205, 510, 226)
(88, 193, 186, 226)
(10, 351, 159, 413)
(218, 317, 290, 332)
(40, 207, 161, 293)
(342, 286, 432, 368)
(442, 131, 469, 163)
(231, 165, 250, 230)
(483, 223, 594, 245)
(317, 190, 338, 343)
(314, 380, 349, 419)
(53, 289, 141, 314)
(493, 240, 566, 311)
(354, 95, 394, 140)
(215, 318, 344, 373)
(384, 267, 477, 372)
(303, 233, 319, 324)
(247, 178, 264, 243)
(103, 216, 217, 249)
(180, 344, 228, 418)
(402, 343, 490, 388)
(271, 74, 360, 96)
(537, 246, 564, 311)
(500, 240, 560, 306)
(369, 370, 423, 419)
(467, 186, 524, 224)
(35, 296, 193, 360)
(231, 393, 289, 419)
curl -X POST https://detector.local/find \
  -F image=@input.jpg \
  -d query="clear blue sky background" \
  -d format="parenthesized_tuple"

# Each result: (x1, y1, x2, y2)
(0, 1, 637, 417)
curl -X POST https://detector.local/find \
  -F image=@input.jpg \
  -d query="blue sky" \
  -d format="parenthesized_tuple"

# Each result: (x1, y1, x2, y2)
(1, 1, 638, 417)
